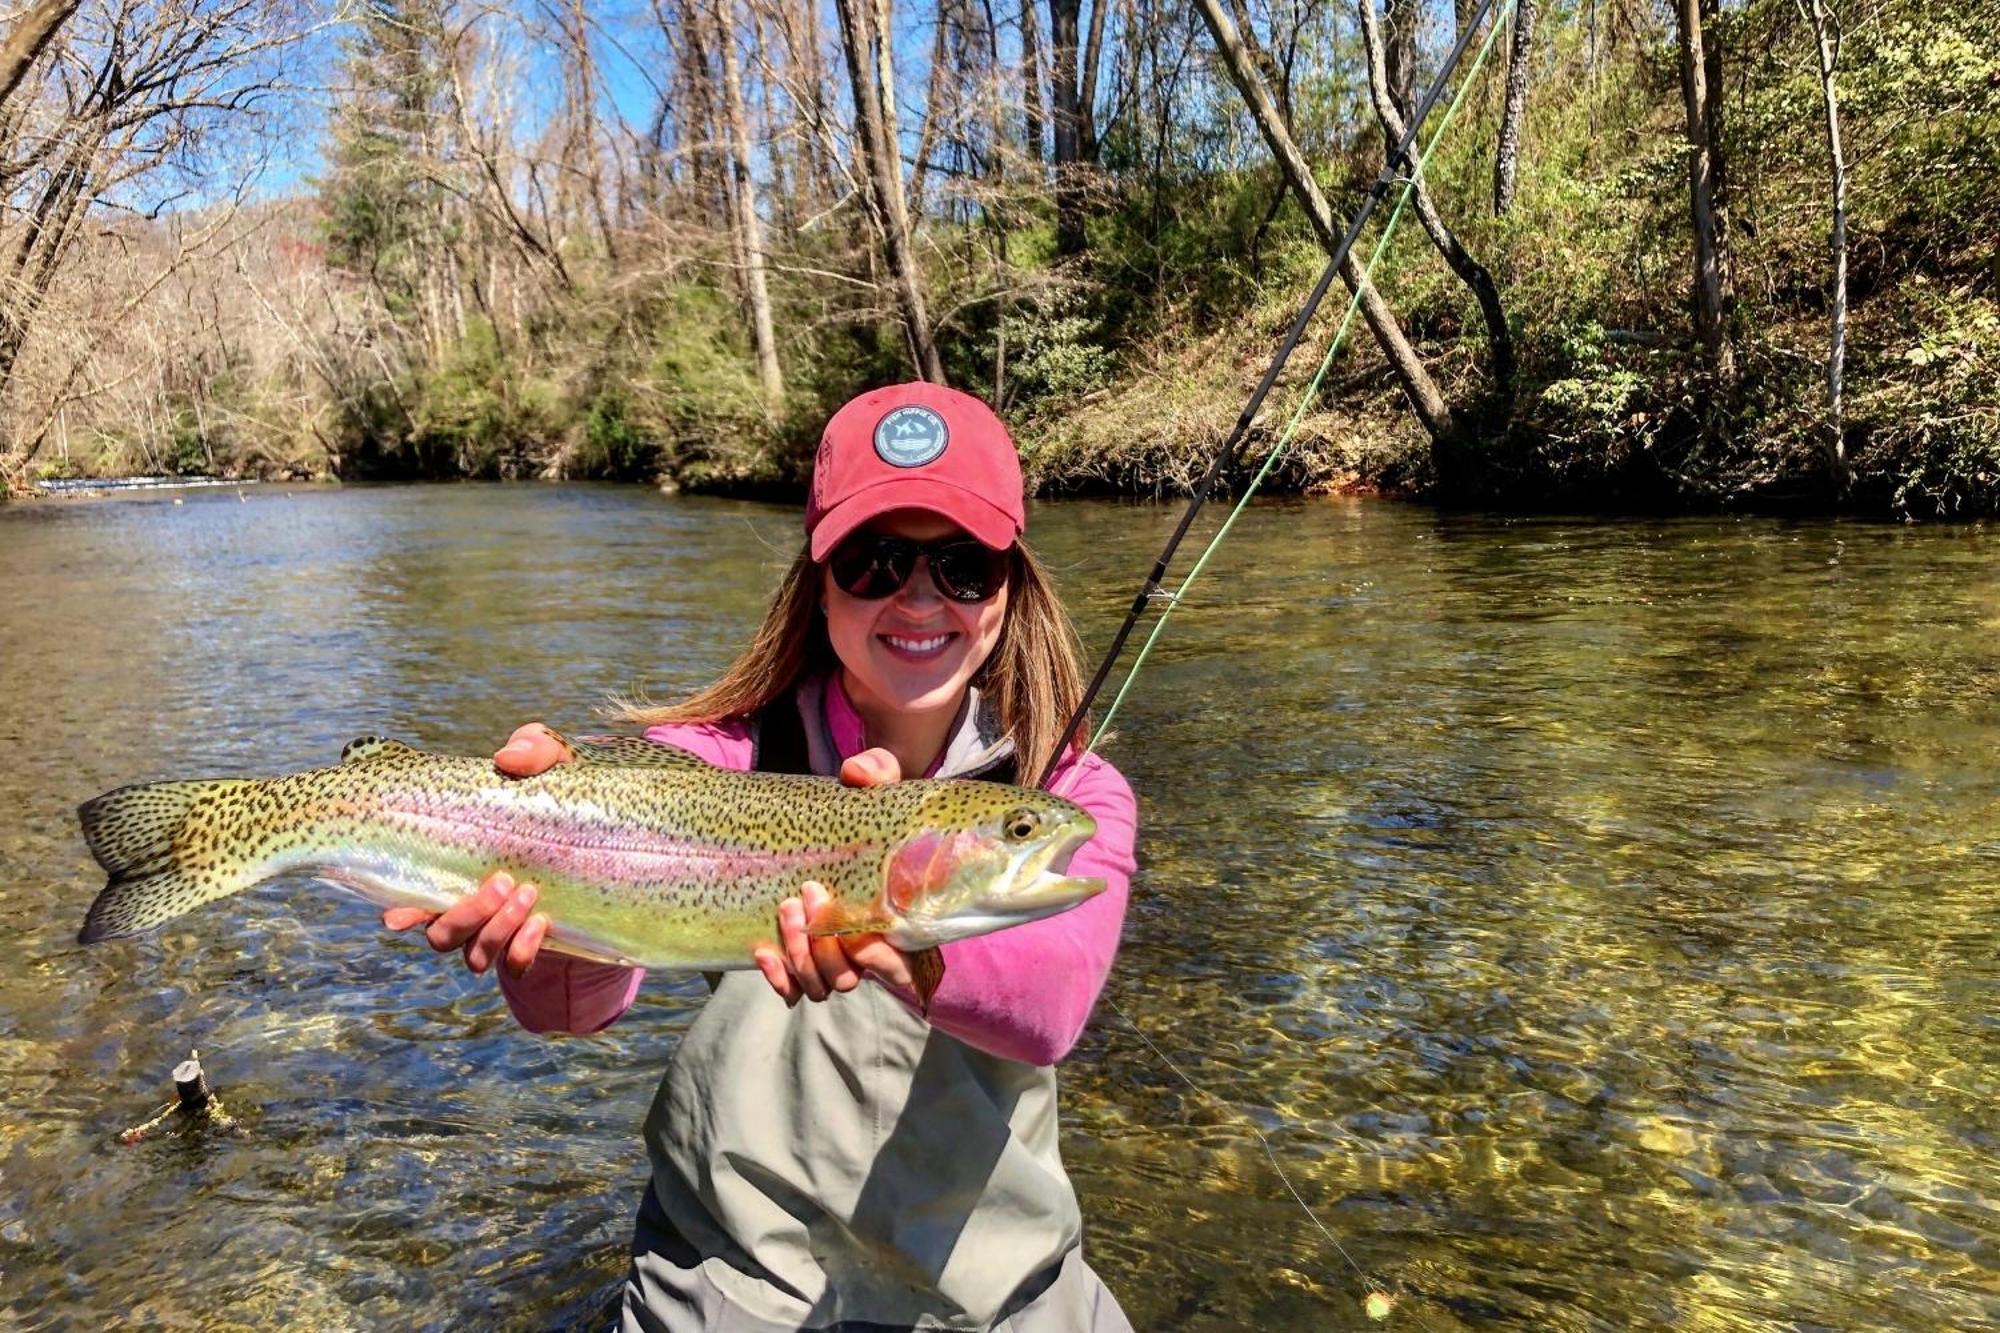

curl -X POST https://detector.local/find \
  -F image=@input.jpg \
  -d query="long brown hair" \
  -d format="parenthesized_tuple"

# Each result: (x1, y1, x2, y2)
(614, 540, 1091, 783)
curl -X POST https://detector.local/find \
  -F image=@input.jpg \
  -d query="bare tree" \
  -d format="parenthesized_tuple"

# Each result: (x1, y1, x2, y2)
(0, 0, 307, 402)
(1193, 0, 1453, 441)
(1358, 0, 1512, 399)
(1019, 0, 1046, 167)
(834, 0, 945, 379)
(713, 0, 783, 407)
(1492, 0, 1536, 213)
(1046, 0, 1094, 251)
(1383, 0, 1417, 120)
(1796, 0, 1848, 486)
(0, 0, 313, 483)
(1675, 0, 1732, 379)
(0, 0, 79, 114)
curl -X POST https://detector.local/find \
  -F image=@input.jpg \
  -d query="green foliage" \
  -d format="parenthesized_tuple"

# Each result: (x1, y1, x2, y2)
(168, 407, 209, 477)
(85, 0, 1997, 516)
(574, 390, 655, 482)
(1006, 291, 1116, 408)
(316, 0, 453, 315)
(1851, 287, 2000, 517)
(412, 321, 564, 477)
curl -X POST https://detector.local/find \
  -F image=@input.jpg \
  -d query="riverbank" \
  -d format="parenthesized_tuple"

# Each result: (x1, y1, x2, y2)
(16, 302, 1991, 522)
(1, 0, 1993, 521)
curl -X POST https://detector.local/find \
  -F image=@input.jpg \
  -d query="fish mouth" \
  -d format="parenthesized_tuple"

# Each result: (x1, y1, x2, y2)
(983, 823, 1103, 913)
(1008, 871, 1107, 912)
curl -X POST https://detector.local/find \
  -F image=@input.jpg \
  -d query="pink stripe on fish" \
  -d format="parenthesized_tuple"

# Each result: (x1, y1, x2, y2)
(378, 798, 871, 886)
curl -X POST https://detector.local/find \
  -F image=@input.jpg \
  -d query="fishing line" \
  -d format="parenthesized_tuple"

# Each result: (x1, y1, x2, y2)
(1037, 0, 1513, 789)
(1056, 4, 1519, 1323)
(1102, 996, 1437, 1328)
(1085, 4, 1513, 752)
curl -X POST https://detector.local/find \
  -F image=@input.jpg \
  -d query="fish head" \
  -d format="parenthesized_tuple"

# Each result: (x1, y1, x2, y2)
(877, 784, 1105, 949)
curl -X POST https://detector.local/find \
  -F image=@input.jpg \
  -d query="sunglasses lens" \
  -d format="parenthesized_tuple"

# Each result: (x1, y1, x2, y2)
(829, 537, 913, 599)
(930, 542, 1005, 601)
(828, 535, 1008, 601)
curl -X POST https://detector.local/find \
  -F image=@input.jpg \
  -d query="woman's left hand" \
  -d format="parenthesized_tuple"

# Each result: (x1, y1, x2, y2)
(755, 747, 917, 1005)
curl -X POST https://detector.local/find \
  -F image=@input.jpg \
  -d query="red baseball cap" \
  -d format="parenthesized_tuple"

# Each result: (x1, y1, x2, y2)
(805, 382, 1025, 562)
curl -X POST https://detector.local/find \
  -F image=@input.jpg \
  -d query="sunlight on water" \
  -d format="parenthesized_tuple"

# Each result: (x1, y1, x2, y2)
(1, 485, 1994, 1329)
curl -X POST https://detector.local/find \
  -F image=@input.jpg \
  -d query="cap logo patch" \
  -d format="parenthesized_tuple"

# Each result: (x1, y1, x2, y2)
(874, 405, 949, 468)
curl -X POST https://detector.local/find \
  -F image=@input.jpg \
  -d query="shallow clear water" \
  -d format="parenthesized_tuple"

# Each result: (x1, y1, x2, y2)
(1, 483, 1994, 1330)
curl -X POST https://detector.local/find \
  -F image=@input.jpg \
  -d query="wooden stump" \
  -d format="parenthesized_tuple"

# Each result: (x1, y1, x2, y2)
(172, 1052, 211, 1114)
(120, 1048, 240, 1144)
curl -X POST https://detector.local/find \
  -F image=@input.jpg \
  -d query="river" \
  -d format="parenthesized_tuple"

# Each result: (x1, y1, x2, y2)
(1, 483, 1994, 1329)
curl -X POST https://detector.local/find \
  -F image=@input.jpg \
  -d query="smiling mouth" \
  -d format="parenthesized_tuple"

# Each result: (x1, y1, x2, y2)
(881, 631, 957, 660)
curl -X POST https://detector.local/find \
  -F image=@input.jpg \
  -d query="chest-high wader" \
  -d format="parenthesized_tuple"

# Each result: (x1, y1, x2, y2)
(750, 695, 1019, 785)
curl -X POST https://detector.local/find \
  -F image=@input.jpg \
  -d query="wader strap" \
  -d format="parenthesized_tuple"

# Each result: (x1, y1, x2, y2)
(750, 697, 812, 776)
(750, 689, 1019, 784)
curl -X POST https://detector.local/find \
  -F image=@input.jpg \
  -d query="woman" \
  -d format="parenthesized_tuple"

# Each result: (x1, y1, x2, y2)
(383, 383, 1138, 1332)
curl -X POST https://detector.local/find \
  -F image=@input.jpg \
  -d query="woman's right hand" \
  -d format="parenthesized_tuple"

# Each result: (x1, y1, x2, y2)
(381, 723, 569, 978)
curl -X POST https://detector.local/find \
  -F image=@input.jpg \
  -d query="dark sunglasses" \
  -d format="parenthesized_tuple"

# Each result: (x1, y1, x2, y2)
(827, 533, 1011, 602)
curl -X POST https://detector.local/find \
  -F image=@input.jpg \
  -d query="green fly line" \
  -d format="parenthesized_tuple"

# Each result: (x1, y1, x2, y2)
(1088, 7, 1518, 1322)
(1088, 2, 1517, 754)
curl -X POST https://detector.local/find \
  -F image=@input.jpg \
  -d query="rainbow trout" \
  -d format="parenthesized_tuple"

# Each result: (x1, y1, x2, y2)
(75, 731, 1103, 1006)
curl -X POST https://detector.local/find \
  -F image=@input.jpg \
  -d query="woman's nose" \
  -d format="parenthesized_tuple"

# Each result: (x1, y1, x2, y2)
(894, 555, 945, 607)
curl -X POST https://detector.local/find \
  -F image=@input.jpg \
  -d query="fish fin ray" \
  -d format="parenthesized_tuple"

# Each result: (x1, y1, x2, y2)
(908, 947, 945, 1016)
(543, 730, 704, 770)
(77, 779, 260, 944)
(78, 780, 246, 879)
(808, 899, 892, 936)
(539, 922, 645, 968)
(341, 736, 418, 764)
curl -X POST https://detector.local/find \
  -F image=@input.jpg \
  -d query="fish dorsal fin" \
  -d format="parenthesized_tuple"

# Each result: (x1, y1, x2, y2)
(341, 736, 417, 764)
(543, 729, 704, 769)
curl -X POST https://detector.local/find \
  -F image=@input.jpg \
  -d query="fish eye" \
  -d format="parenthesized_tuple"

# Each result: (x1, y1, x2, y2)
(1003, 807, 1040, 841)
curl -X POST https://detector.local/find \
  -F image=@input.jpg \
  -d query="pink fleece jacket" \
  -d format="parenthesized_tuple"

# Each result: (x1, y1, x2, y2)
(495, 692, 1137, 1066)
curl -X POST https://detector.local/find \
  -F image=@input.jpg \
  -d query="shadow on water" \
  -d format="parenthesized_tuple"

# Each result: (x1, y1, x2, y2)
(1, 486, 1994, 1329)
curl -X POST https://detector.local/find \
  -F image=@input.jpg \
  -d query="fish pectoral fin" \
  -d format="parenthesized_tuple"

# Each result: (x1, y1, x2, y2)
(808, 901, 937, 1008)
(539, 729, 705, 770)
(908, 947, 945, 1016)
(341, 736, 419, 764)
(806, 899, 891, 936)
(539, 923, 644, 968)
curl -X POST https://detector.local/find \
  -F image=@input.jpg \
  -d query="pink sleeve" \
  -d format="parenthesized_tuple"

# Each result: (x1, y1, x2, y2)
(495, 720, 753, 1035)
(919, 753, 1137, 1066)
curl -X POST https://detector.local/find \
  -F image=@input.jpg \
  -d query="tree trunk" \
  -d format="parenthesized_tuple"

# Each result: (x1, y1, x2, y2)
(1020, 0, 1046, 168)
(910, 1, 950, 217)
(1358, 0, 1512, 400)
(1079, 0, 1108, 160)
(0, 126, 96, 400)
(0, 0, 78, 115)
(748, 5, 794, 232)
(872, 0, 904, 199)
(715, 0, 783, 409)
(1193, 0, 1453, 441)
(1492, 0, 1535, 214)
(1047, 0, 1086, 252)
(1384, 0, 1418, 123)
(562, 0, 618, 260)
(1225, 0, 1289, 117)
(1676, 0, 1733, 380)
(834, 0, 946, 380)
(1797, 0, 1847, 486)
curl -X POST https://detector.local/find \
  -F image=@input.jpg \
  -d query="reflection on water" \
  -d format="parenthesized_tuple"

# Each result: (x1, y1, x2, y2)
(1, 484, 1995, 1329)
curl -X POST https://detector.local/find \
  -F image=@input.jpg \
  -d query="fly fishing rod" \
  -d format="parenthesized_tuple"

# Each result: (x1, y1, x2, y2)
(1036, 6, 1518, 1321)
(1039, 0, 1506, 790)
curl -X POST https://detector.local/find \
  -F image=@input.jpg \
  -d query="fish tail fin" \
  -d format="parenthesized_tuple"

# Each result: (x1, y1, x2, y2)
(77, 779, 257, 944)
